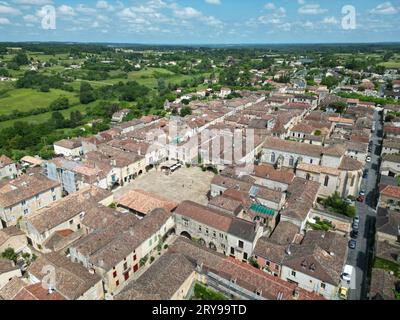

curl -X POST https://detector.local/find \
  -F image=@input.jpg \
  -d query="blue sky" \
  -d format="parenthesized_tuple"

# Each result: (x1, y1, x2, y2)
(0, 0, 399, 44)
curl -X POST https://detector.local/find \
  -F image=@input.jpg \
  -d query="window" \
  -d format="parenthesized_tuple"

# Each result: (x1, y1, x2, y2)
(21, 200, 26, 206)
(238, 240, 244, 249)
(306, 173, 311, 181)
(231, 247, 235, 255)
(69, 220, 73, 225)
(289, 156, 294, 167)
(23, 209, 29, 215)
(321, 283, 326, 289)
(113, 271, 117, 278)
(116, 280, 120, 287)
(53, 195, 57, 201)
(266, 261, 270, 267)
(77, 224, 81, 230)
(123, 262, 128, 270)
(220, 233, 224, 238)
(213, 231, 216, 238)
(324, 176, 329, 187)
(199, 226, 202, 232)
(51, 188, 55, 192)
(271, 152, 276, 163)
(310, 159, 313, 164)
(183, 218, 189, 227)
(243, 252, 248, 260)
(291, 271, 296, 277)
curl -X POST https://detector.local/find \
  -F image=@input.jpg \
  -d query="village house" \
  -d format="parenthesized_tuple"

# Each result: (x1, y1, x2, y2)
(0, 259, 22, 290)
(53, 138, 84, 157)
(111, 109, 131, 123)
(69, 208, 175, 297)
(163, 237, 324, 300)
(380, 154, 400, 178)
(280, 178, 320, 231)
(0, 226, 27, 253)
(0, 173, 61, 229)
(280, 230, 348, 300)
(27, 252, 104, 300)
(0, 155, 18, 180)
(382, 138, 400, 155)
(20, 186, 113, 252)
(253, 222, 299, 277)
(378, 185, 400, 211)
(174, 200, 263, 262)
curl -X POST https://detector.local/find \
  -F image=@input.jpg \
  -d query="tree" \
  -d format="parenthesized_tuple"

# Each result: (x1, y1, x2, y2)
(80, 81, 96, 104)
(1, 248, 18, 263)
(180, 107, 192, 117)
(49, 97, 69, 111)
(13, 52, 29, 66)
(50, 111, 66, 129)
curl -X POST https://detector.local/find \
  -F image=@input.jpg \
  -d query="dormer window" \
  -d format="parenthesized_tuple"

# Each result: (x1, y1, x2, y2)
(301, 260, 307, 268)
(310, 263, 316, 272)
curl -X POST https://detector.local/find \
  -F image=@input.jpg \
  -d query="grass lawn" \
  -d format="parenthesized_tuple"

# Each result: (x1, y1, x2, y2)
(193, 282, 228, 300)
(374, 257, 400, 278)
(0, 88, 79, 115)
(379, 61, 400, 68)
(0, 99, 99, 129)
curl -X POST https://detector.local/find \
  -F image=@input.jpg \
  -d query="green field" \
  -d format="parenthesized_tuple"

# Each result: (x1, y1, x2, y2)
(0, 88, 78, 115)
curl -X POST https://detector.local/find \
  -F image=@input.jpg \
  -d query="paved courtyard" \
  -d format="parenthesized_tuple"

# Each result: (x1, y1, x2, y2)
(113, 166, 215, 205)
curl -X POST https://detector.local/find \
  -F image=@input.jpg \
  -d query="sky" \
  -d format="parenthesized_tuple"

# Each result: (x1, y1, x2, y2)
(0, 0, 399, 44)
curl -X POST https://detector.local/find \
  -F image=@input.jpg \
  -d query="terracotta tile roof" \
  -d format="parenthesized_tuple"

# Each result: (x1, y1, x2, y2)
(269, 221, 300, 245)
(370, 269, 397, 300)
(54, 138, 82, 149)
(297, 162, 340, 176)
(263, 137, 323, 158)
(116, 189, 178, 215)
(254, 237, 286, 264)
(382, 153, 400, 163)
(175, 200, 233, 232)
(0, 226, 24, 247)
(381, 185, 400, 199)
(339, 156, 363, 171)
(283, 231, 348, 285)
(253, 164, 295, 184)
(0, 155, 14, 168)
(383, 139, 400, 150)
(323, 144, 347, 157)
(281, 178, 320, 222)
(73, 209, 171, 271)
(14, 283, 66, 300)
(115, 253, 195, 300)
(0, 173, 60, 208)
(25, 186, 111, 234)
(170, 237, 324, 300)
(27, 252, 101, 300)
(0, 258, 18, 274)
(328, 117, 354, 125)
(208, 195, 243, 215)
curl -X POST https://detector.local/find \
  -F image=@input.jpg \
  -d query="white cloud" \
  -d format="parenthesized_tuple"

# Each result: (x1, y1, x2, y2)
(96, 0, 115, 12)
(0, 17, 10, 24)
(76, 4, 97, 15)
(23, 13, 38, 22)
(205, 0, 221, 5)
(303, 20, 313, 28)
(370, 2, 398, 15)
(298, 4, 328, 15)
(298, 0, 305, 4)
(173, 7, 202, 19)
(322, 16, 338, 25)
(0, 4, 21, 15)
(12, 0, 52, 5)
(57, 4, 75, 17)
(264, 3, 275, 10)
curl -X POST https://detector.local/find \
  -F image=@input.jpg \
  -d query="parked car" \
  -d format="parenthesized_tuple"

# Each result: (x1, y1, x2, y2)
(351, 230, 359, 239)
(353, 216, 360, 224)
(352, 221, 359, 230)
(366, 156, 372, 163)
(348, 239, 357, 249)
(339, 287, 349, 300)
(357, 195, 365, 202)
(341, 265, 355, 283)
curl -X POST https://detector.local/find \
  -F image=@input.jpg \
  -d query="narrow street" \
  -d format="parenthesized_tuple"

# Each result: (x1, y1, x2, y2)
(347, 108, 383, 300)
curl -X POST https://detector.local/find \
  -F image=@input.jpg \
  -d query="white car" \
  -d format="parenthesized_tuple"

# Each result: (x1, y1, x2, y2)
(366, 156, 372, 163)
(341, 265, 355, 283)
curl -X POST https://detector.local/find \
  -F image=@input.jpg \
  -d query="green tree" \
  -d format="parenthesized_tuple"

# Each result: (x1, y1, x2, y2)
(180, 106, 192, 117)
(1, 248, 18, 263)
(80, 81, 96, 104)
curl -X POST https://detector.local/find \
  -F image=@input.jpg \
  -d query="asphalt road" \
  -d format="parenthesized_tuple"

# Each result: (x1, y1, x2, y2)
(346, 109, 383, 300)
